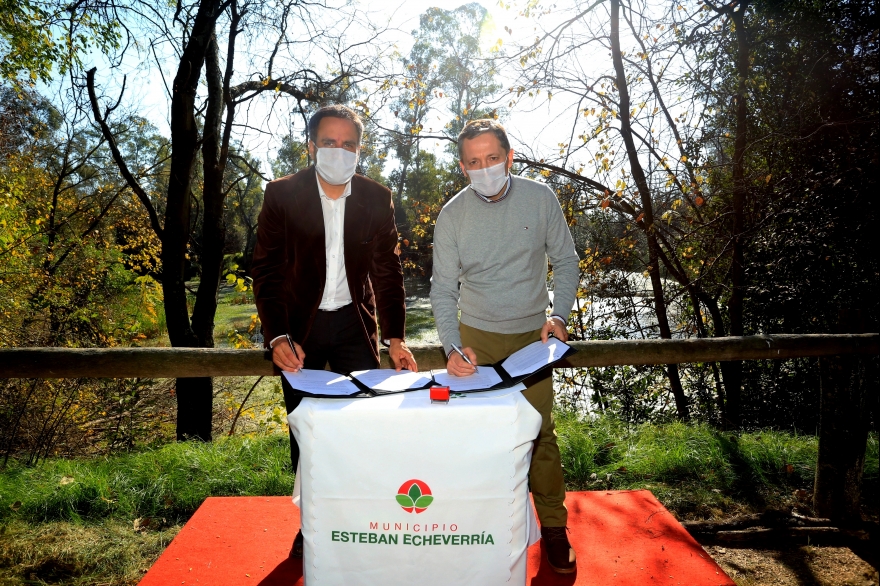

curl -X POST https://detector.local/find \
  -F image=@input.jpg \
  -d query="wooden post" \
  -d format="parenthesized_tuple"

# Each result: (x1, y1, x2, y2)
(813, 310, 869, 522)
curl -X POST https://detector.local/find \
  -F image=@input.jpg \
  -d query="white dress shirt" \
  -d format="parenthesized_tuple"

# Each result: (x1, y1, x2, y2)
(269, 175, 353, 349)
(317, 178, 352, 310)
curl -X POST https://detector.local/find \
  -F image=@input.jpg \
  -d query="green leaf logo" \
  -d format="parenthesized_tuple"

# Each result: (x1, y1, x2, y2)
(396, 479, 433, 514)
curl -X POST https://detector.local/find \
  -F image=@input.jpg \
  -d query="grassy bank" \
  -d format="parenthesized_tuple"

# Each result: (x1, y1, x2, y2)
(0, 435, 292, 525)
(2, 419, 876, 526)
(1, 420, 877, 584)
(556, 416, 878, 518)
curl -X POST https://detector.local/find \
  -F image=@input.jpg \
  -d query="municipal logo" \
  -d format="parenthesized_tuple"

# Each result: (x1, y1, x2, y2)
(396, 479, 433, 514)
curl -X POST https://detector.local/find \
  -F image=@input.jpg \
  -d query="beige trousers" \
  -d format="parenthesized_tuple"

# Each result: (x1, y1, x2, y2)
(460, 322, 568, 527)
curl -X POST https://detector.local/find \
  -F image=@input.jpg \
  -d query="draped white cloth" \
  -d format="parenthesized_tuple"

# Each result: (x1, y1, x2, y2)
(288, 385, 541, 585)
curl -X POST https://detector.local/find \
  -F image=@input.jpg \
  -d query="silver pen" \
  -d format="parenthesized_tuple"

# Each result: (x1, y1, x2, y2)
(450, 343, 477, 373)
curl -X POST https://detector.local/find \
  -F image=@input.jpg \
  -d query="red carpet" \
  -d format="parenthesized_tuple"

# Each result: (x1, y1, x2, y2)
(139, 491, 733, 585)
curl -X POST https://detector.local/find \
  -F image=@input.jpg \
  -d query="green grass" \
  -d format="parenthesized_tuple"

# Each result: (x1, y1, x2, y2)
(1, 420, 876, 584)
(403, 299, 439, 345)
(3, 419, 875, 526)
(0, 519, 178, 586)
(0, 435, 292, 525)
(555, 415, 878, 519)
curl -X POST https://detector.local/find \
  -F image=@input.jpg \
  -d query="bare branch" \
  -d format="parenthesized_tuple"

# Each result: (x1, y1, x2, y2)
(85, 67, 164, 241)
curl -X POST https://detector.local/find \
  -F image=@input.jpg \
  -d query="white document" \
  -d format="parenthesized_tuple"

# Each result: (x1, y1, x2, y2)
(282, 369, 360, 396)
(350, 369, 433, 392)
(501, 338, 572, 378)
(432, 367, 503, 392)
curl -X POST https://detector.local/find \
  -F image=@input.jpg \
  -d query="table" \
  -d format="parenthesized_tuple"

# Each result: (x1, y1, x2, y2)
(287, 385, 542, 585)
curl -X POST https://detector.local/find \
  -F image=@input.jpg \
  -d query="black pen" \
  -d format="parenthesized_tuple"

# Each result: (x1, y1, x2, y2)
(450, 343, 477, 373)
(285, 333, 299, 358)
(286, 334, 301, 371)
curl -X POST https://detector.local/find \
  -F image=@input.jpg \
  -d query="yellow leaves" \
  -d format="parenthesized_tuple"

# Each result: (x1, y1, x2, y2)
(765, 174, 772, 183)
(680, 155, 688, 162)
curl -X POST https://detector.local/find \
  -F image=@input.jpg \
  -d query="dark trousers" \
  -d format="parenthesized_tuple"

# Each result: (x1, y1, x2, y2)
(281, 303, 379, 470)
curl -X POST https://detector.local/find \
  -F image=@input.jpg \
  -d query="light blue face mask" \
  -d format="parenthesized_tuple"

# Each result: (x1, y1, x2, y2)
(467, 161, 508, 197)
(316, 147, 359, 185)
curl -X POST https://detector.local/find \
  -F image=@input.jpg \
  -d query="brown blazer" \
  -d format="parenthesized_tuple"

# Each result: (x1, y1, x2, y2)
(250, 167, 406, 361)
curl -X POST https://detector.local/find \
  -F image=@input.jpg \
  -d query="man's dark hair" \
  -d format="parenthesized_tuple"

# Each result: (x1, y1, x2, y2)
(308, 104, 364, 143)
(457, 119, 511, 161)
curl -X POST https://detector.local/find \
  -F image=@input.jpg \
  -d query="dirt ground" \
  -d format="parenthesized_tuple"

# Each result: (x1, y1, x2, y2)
(705, 544, 879, 586)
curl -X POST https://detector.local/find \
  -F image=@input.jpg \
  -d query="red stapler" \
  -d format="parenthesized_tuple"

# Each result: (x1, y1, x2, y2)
(430, 386, 450, 403)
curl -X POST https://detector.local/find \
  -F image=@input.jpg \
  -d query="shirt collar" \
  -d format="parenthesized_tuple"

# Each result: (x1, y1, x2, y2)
(316, 171, 352, 201)
(470, 174, 512, 204)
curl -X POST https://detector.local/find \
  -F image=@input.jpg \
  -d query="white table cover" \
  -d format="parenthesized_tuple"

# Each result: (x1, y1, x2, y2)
(288, 385, 542, 585)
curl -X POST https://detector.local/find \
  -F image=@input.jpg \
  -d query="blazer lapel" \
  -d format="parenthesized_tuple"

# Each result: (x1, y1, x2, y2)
(344, 176, 370, 263)
(297, 167, 327, 289)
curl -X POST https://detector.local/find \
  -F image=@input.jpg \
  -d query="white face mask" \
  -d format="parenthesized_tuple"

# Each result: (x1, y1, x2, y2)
(315, 147, 358, 185)
(466, 161, 508, 197)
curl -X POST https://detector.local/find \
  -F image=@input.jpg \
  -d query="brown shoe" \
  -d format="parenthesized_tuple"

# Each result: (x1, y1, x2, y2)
(289, 530, 303, 558)
(542, 526, 576, 574)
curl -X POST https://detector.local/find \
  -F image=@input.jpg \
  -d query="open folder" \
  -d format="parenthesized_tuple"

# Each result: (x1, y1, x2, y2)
(282, 338, 577, 398)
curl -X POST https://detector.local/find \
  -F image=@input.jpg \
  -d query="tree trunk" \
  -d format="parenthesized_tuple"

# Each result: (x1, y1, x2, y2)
(165, 0, 224, 441)
(722, 5, 751, 430)
(191, 32, 225, 349)
(394, 155, 411, 233)
(610, 0, 687, 420)
(813, 310, 869, 523)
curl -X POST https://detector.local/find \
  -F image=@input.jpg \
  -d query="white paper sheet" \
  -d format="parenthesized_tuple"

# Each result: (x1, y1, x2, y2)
(432, 367, 503, 391)
(349, 369, 433, 392)
(282, 369, 360, 396)
(501, 338, 572, 378)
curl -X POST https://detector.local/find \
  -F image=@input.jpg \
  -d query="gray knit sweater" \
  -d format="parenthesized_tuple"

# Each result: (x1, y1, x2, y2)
(429, 175, 580, 355)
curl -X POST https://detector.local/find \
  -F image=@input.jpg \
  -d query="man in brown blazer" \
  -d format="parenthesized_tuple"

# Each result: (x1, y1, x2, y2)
(251, 104, 417, 558)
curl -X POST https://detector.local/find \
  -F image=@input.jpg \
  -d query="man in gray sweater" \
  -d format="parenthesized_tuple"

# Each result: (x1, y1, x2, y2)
(430, 119, 580, 574)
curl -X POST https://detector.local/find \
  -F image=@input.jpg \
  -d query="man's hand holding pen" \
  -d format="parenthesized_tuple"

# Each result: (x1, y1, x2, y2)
(447, 343, 478, 377)
(272, 334, 306, 372)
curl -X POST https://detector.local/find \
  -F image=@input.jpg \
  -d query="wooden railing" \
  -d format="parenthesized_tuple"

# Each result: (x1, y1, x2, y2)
(0, 333, 876, 378)
(1, 333, 877, 525)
